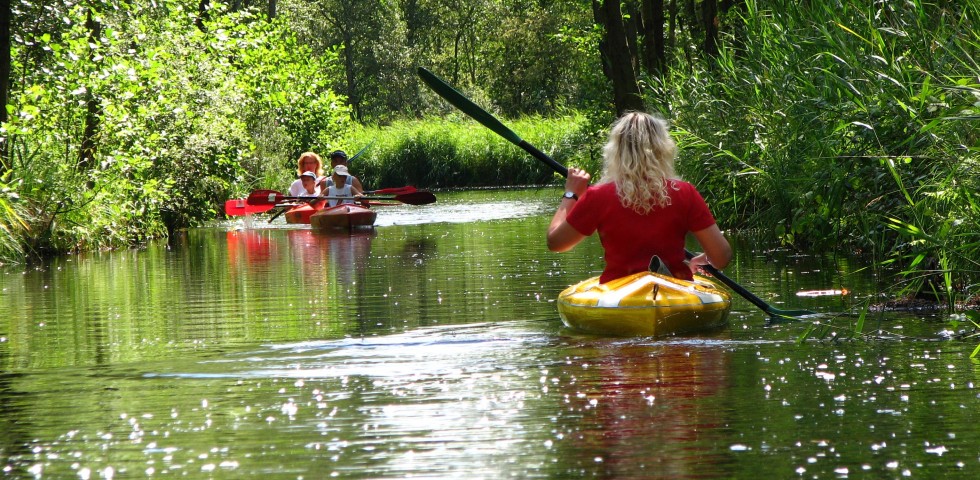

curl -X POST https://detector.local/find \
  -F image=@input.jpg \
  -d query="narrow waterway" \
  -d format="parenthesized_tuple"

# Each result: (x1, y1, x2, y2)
(1, 189, 977, 478)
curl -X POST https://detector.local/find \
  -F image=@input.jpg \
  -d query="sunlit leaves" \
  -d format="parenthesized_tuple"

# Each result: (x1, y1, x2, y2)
(0, 0, 350, 259)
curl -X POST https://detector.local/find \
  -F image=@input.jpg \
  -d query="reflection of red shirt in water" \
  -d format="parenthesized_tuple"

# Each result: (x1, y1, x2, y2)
(566, 180, 716, 283)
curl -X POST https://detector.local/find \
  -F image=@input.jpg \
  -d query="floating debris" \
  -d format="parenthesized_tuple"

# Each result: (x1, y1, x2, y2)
(796, 289, 849, 297)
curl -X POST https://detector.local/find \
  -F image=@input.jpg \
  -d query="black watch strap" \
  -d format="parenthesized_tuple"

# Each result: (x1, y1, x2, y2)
(562, 191, 578, 201)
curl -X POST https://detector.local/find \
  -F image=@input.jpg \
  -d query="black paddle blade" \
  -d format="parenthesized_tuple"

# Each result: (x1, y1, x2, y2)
(418, 67, 523, 145)
(393, 191, 436, 205)
(700, 263, 816, 318)
(367, 186, 418, 195)
(418, 67, 567, 176)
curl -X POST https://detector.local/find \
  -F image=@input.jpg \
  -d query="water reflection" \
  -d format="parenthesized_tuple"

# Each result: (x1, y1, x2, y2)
(549, 337, 735, 477)
(310, 229, 376, 287)
(2, 190, 978, 479)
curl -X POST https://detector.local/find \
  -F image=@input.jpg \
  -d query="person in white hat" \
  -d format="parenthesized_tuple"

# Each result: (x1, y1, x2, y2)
(324, 164, 364, 207)
(296, 171, 321, 197)
(326, 149, 364, 193)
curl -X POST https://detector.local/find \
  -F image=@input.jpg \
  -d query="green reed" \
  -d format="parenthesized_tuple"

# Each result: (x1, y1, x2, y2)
(339, 115, 593, 189)
(668, 0, 979, 310)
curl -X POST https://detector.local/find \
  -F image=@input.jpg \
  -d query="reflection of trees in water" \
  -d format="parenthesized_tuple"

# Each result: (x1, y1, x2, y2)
(0, 372, 33, 465)
(400, 236, 438, 264)
(393, 236, 440, 327)
(553, 341, 734, 478)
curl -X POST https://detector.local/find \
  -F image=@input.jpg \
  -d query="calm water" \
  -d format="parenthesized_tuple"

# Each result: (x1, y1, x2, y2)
(1, 189, 977, 478)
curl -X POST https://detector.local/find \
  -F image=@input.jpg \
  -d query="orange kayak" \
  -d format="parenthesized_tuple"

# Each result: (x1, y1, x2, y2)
(310, 204, 377, 231)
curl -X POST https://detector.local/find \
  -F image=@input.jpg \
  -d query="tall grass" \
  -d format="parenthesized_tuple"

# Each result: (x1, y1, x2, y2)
(337, 115, 595, 189)
(667, 0, 979, 307)
(0, 194, 28, 264)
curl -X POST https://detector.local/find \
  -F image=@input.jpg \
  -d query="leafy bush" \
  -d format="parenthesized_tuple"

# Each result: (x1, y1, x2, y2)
(0, 4, 350, 261)
(666, 0, 979, 304)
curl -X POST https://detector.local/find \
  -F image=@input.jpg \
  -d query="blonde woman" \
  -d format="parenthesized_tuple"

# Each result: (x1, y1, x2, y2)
(547, 112, 731, 283)
(287, 152, 325, 197)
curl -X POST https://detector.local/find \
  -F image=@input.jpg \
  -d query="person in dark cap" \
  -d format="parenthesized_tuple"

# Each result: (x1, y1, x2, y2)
(326, 149, 363, 193)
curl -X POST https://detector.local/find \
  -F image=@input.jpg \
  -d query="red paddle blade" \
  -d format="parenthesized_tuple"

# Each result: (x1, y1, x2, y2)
(246, 189, 287, 206)
(225, 199, 276, 216)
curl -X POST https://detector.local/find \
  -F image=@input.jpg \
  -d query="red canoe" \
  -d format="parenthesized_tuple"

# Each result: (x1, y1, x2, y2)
(310, 204, 377, 231)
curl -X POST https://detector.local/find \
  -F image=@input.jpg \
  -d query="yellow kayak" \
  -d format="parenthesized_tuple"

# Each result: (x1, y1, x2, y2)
(557, 272, 732, 337)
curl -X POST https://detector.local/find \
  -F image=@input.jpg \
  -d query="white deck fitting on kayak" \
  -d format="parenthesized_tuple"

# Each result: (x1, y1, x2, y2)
(596, 276, 654, 308)
(646, 274, 728, 305)
(593, 273, 726, 308)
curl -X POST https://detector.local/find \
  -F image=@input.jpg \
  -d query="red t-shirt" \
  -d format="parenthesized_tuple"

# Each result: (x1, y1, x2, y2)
(566, 180, 717, 283)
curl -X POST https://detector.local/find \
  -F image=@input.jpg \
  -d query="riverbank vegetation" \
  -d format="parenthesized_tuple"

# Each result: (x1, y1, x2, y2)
(0, 1, 977, 312)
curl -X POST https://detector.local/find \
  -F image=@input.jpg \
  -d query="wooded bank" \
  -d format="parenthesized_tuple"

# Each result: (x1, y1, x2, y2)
(0, 1, 976, 309)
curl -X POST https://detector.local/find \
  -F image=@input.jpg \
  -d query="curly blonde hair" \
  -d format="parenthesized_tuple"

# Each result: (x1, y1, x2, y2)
(599, 112, 678, 214)
(296, 152, 324, 177)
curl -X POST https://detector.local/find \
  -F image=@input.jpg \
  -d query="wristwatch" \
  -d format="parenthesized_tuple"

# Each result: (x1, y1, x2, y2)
(562, 191, 578, 201)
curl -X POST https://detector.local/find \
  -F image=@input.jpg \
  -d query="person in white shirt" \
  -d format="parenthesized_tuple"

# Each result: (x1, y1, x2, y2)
(325, 165, 363, 207)
(288, 152, 325, 197)
(327, 150, 364, 192)
(296, 171, 320, 197)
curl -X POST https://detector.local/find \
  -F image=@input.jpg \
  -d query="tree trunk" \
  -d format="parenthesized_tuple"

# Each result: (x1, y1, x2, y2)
(702, 0, 719, 57)
(196, 0, 209, 33)
(623, 2, 639, 71)
(339, 10, 360, 122)
(78, 9, 102, 174)
(268, 0, 277, 19)
(0, 0, 9, 174)
(640, 0, 666, 78)
(592, 0, 644, 116)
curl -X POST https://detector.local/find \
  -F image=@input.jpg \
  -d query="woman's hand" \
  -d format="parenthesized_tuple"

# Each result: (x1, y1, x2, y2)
(565, 167, 590, 198)
(689, 224, 733, 275)
(687, 253, 711, 276)
(547, 167, 590, 252)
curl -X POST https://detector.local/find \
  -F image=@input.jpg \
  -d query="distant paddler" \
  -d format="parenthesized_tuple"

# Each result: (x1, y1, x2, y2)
(324, 150, 364, 194)
(323, 164, 364, 207)
(288, 152, 325, 197)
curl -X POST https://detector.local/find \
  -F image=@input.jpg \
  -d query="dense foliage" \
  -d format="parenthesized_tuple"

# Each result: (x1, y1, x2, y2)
(0, 1, 351, 262)
(0, 0, 977, 314)
(666, 1, 978, 306)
